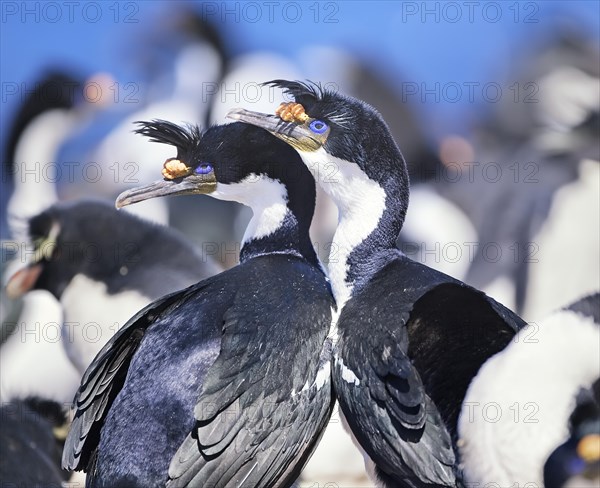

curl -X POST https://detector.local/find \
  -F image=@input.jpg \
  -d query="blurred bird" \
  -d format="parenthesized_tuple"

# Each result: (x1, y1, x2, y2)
(6, 199, 221, 374)
(0, 289, 79, 403)
(544, 391, 600, 488)
(231, 80, 526, 488)
(63, 120, 334, 487)
(88, 10, 228, 226)
(387, 28, 600, 318)
(3, 70, 90, 243)
(463, 28, 600, 318)
(460, 292, 600, 487)
(0, 68, 113, 335)
(1, 70, 96, 406)
(0, 397, 71, 486)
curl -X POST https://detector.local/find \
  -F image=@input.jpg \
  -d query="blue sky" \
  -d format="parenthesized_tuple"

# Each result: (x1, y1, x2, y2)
(1, 0, 599, 148)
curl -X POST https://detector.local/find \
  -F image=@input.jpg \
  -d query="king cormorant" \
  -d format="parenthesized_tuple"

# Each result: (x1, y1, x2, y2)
(460, 292, 599, 487)
(6, 199, 221, 374)
(62, 120, 334, 487)
(230, 80, 526, 487)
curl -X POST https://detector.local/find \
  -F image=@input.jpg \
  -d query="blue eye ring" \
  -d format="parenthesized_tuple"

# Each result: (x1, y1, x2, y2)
(195, 163, 213, 175)
(309, 119, 328, 134)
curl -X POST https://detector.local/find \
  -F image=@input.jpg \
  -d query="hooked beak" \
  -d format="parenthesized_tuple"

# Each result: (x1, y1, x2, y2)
(5, 261, 43, 299)
(115, 174, 217, 209)
(227, 108, 322, 152)
(4, 221, 60, 299)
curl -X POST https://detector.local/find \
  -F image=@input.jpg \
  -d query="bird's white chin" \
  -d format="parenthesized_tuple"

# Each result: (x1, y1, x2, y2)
(211, 176, 289, 244)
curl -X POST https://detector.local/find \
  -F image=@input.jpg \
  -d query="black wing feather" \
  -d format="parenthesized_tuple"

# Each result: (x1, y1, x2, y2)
(334, 320, 456, 486)
(168, 259, 334, 488)
(62, 280, 209, 471)
(334, 254, 526, 487)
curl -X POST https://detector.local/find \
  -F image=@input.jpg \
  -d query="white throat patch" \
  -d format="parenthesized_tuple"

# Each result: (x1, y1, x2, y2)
(298, 148, 387, 306)
(211, 174, 290, 247)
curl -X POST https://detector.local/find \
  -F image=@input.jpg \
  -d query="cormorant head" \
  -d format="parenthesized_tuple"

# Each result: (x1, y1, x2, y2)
(5, 201, 152, 299)
(116, 120, 315, 232)
(227, 80, 409, 217)
(544, 397, 600, 487)
(4, 199, 214, 301)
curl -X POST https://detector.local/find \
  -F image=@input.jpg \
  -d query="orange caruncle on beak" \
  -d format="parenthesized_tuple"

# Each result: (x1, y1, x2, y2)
(162, 158, 192, 180)
(275, 102, 309, 123)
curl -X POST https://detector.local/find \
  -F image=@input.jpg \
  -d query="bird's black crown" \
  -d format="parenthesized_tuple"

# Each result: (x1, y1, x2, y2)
(134, 120, 202, 169)
(265, 80, 409, 191)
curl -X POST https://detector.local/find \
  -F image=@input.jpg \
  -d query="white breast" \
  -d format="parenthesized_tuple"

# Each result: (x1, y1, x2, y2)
(0, 290, 80, 403)
(523, 159, 600, 320)
(458, 309, 600, 486)
(60, 274, 150, 373)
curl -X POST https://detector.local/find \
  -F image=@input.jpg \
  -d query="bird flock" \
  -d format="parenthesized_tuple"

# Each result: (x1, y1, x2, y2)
(1, 78, 598, 488)
(1, 15, 599, 488)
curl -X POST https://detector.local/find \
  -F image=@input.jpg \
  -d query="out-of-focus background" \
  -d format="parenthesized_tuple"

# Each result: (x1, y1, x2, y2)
(1, 1, 599, 486)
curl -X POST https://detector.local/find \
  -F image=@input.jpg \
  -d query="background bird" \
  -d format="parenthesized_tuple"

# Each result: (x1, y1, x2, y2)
(0, 397, 71, 486)
(459, 292, 600, 487)
(6, 199, 221, 374)
(1, 69, 94, 344)
(544, 392, 600, 488)
(3, 70, 93, 242)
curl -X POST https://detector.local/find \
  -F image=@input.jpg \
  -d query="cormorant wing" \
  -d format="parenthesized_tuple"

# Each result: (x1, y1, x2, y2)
(168, 260, 334, 487)
(333, 304, 457, 486)
(62, 280, 211, 472)
(334, 255, 526, 486)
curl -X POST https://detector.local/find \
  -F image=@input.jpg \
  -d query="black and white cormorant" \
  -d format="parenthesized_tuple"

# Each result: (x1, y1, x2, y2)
(62, 120, 334, 487)
(229, 80, 526, 487)
(456, 30, 600, 318)
(89, 8, 227, 226)
(1, 71, 91, 405)
(544, 394, 600, 488)
(460, 292, 599, 487)
(2, 70, 85, 241)
(6, 199, 221, 374)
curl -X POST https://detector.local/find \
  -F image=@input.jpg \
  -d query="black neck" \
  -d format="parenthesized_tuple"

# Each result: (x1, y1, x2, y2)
(240, 212, 319, 267)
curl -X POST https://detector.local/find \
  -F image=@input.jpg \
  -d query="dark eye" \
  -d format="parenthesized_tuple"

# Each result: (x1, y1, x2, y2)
(195, 163, 213, 175)
(309, 120, 328, 134)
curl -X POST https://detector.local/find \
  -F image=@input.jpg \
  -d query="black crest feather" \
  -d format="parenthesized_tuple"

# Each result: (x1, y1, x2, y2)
(133, 119, 201, 153)
(262, 79, 326, 102)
